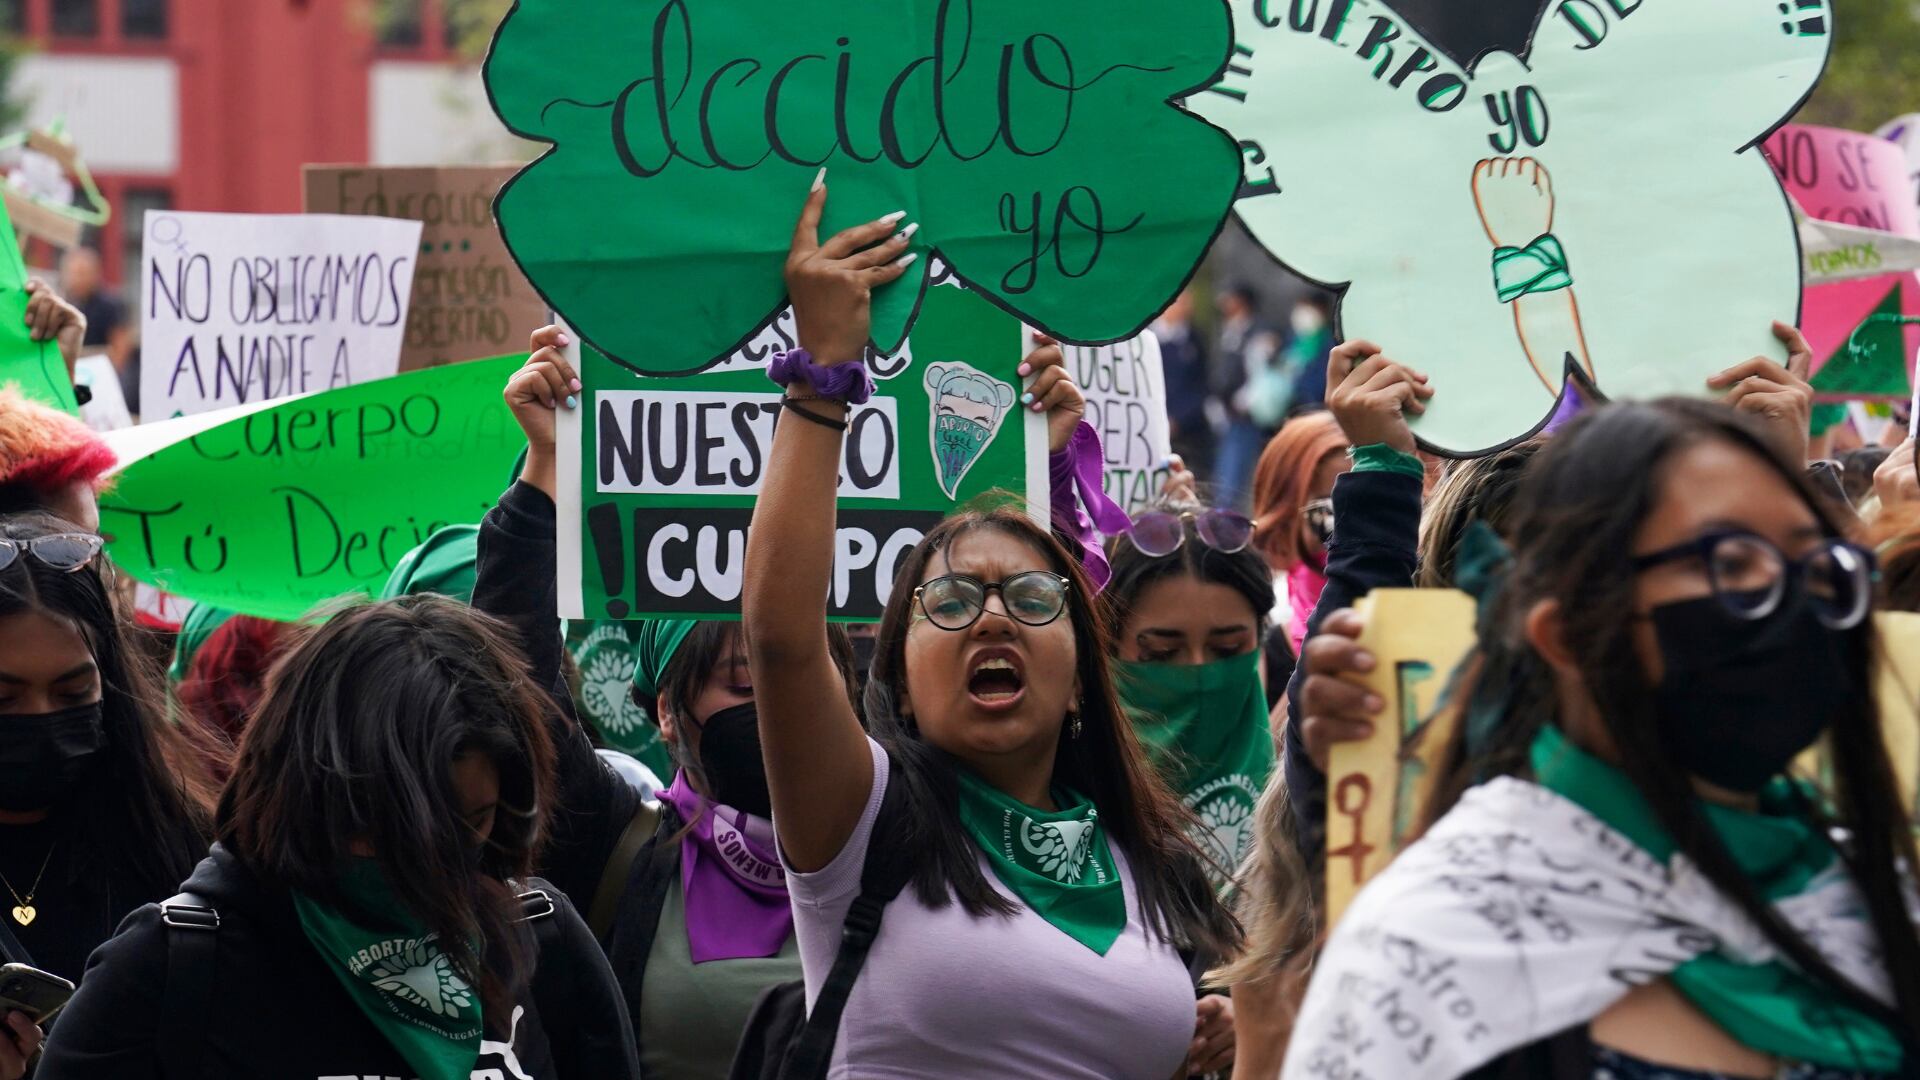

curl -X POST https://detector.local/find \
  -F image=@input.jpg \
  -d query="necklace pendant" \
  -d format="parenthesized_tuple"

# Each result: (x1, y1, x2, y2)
(9, 905, 32, 926)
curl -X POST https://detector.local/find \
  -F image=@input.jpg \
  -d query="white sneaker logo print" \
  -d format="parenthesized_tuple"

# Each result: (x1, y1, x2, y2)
(367, 942, 474, 1018)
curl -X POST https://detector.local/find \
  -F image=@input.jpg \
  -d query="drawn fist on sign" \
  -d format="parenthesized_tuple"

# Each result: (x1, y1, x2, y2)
(1471, 157, 1554, 250)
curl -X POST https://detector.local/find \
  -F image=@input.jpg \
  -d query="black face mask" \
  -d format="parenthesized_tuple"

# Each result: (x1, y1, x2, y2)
(0, 702, 107, 812)
(1649, 593, 1858, 793)
(690, 702, 771, 818)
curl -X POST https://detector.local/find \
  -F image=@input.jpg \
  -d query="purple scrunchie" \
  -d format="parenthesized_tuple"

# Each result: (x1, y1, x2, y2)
(1050, 421, 1132, 591)
(767, 349, 874, 405)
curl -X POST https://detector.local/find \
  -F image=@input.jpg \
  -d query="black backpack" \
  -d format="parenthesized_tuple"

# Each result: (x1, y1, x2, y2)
(155, 885, 563, 1079)
(726, 767, 914, 1080)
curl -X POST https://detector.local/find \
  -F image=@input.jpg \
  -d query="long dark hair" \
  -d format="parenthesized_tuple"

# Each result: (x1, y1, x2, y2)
(1103, 498, 1276, 643)
(1427, 399, 1920, 1038)
(864, 507, 1240, 960)
(218, 596, 558, 1016)
(0, 512, 215, 892)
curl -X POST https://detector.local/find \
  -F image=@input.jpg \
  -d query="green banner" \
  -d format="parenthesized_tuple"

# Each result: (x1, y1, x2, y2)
(100, 356, 526, 621)
(482, 0, 1240, 378)
(562, 280, 1042, 621)
(0, 195, 76, 414)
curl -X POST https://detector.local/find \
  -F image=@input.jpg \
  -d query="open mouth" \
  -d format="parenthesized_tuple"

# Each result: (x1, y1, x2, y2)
(966, 649, 1027, 709)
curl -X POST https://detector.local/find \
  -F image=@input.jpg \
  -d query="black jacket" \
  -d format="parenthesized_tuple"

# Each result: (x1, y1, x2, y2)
(34, 843, 640, 1079)
(1280, 467, 1424, 867)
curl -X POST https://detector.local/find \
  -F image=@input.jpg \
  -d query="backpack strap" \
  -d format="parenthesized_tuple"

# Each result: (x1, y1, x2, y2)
(158, 891, 220, 1080)
(588, 798, 662, 942)
(779, 761, 917, 1077)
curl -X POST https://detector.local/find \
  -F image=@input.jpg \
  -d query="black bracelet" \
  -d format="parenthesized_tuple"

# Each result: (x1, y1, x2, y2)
(780, 397, 849, 432)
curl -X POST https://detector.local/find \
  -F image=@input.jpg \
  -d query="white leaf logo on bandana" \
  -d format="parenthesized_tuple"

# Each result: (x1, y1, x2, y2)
(368, 942, 474, 1019)
(1021, 817, 1095, 883)
(576, 624, 647, 736)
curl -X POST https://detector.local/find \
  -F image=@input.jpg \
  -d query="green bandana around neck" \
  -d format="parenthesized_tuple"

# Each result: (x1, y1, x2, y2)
(953, 768, 1127, 955)
(1115, 650, 1273, 883)
(1529, 725, 1901, 1071)
(291, 860, 484, 1080)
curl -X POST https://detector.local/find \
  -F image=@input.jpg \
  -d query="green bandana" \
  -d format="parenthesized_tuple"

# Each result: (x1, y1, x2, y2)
(167, 602, 235, 684)
(567, 618, 673, 777)
(292, 861, 484, 1080)
(932, 413, 992, 497)
(1115, 651, 1272, 884)
(953, 768, 1127, 954)
(379, 525, 480, 603)
(630, 618, 699, 704)
(1490, 233, 1573, 303)
(1531, 725, 1901, 1070)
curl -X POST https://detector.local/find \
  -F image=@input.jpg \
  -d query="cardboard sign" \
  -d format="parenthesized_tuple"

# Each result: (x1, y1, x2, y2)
(1194, 0, 1831, 455)
(1324, 589, 1476, 924)
(138, 211, 424, 418)
(482, 0, 1242, 378)
(1064, 332, 1172, 516)
(557, 278, 1045, 621)
(303, 165, 550, 373)
(1763, 124, 1920, 403)
(102, 356, 525, 620)
(1323, 592, 1920, 927)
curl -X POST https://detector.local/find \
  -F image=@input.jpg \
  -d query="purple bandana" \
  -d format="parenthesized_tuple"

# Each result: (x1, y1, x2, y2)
(657, 774, 794, 964)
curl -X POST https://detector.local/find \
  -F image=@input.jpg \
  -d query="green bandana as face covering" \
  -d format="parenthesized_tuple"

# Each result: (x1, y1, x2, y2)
(1115, 650, 1273, 884)
(292, 860, 484, 1080)
(1531, 725, 1902, 1071)
(954, 768, 1127, 954)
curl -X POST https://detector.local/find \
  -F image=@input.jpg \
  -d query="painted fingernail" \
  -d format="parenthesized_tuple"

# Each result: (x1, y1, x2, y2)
(1021, 391, 1035, 405)
(880, 210, 907, 225)
(1031, 400, 1045, 412)
(565, 394, 578, 410)
(555, 332, 570, 346)
(1364, 694, 1384, 712)
(893, 252, 918, 268)
(900, 222, 920, 242)
(569, 378, 583, 392)
(811, 167, 827, 192)
(1017, 362, 1033, 377)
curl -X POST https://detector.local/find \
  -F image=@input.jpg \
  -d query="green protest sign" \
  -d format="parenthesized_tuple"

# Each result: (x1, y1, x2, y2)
(1193, 0, 1832, 455)
(483, 0, 1240, 378)
(0, 194, 76, 414)
(100, 356, 525, 621)
(558, 277, 1043, 620)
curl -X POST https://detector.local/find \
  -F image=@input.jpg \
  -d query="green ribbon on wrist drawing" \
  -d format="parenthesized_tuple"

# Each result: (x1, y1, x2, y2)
(1491, 233, 1574, 303)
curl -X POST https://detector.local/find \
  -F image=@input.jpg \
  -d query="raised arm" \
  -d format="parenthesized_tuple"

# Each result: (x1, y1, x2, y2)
(745, 179, 915, 872)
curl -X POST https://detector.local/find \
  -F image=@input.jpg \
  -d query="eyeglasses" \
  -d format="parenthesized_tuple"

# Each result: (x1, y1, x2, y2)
(0, 533, 103, 574)
(1302, 498, 1335, 545)
(1630, 529, 1876, 630)
(1126, 509, 1255, 558)
(912, 572, 1071, 632)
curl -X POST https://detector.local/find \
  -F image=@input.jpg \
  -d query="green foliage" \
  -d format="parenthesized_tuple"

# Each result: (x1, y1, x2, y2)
(1796, 2, 1920, 131)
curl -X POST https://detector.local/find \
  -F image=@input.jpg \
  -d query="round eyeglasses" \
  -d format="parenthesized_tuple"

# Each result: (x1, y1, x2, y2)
(0, 533, 103, 575)
(1631, 529, 1876, 630)
(1126, 509, 1255, 559)
(913, 571, 1071, 632)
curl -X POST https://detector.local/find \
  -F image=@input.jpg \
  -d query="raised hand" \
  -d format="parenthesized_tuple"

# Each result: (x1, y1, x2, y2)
(1325, 339, 1432, 455)
(1709, 321, 1814, 464)
(503, 324, 581, 499)
(786, 171, 917, 366)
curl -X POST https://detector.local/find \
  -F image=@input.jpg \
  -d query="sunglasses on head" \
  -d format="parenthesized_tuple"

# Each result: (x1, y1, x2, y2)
(1125, 509, 1255, 558)
(0, 533, 103, 575)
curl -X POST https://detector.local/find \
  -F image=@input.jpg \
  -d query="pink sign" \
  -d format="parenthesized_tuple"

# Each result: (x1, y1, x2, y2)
(1763, 124, 1920, 399)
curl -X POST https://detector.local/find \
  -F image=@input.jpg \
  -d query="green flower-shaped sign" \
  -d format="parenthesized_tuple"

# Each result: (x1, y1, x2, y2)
(484, 0, 1241, 376)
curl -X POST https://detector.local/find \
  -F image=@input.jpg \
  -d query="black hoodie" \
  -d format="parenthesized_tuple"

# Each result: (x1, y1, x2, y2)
(34, 843, 641, 1079)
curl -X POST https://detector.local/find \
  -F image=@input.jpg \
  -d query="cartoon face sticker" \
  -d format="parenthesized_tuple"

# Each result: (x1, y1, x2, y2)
(924, 362, 1016, 498)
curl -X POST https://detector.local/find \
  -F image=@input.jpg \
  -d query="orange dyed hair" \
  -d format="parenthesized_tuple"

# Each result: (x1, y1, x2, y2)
(1251, 411, 1348, 570)
(0, 387, 116, 493)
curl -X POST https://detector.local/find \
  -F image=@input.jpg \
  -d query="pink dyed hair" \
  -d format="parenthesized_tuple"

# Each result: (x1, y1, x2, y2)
(0, 387, 116, 492)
